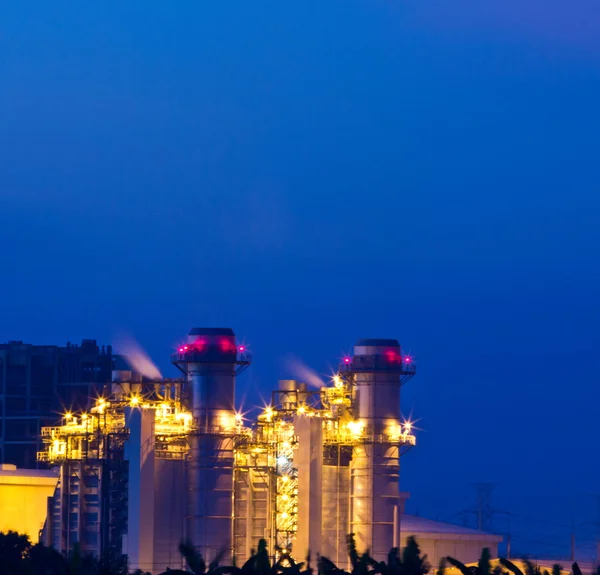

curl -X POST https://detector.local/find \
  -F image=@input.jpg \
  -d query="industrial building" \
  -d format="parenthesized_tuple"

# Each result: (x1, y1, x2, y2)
(37, 327, 499, 573)
(0, 463, 58, 542)
(400, 512, 501, 566)
(0, 339, 112, 468)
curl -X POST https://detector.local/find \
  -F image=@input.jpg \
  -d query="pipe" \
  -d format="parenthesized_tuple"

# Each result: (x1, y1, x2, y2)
(393, 505, 398, 550)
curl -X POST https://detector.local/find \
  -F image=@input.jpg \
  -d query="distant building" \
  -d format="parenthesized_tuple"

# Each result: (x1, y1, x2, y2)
(0, 339, 112, 468)
(401, 513, 502, 566)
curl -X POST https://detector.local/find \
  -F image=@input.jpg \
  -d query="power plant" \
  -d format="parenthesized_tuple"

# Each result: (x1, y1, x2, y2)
(37, 327, 419, 572)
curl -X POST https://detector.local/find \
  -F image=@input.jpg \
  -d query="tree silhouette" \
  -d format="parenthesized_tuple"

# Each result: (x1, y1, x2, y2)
(27, 543, 70, 575)
(0, 530, 31, 575)
(6, 528, 595, 575)
(401, 537, 430, 575)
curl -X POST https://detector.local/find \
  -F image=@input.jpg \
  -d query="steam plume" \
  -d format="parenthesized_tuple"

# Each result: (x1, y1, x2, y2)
(284, 355, 325, 388)
(114, 333, 162, 380)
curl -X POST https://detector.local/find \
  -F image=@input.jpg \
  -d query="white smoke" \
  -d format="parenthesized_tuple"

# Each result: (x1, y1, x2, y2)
(284, 355, 326, 388)
(114, 333, 162, 380)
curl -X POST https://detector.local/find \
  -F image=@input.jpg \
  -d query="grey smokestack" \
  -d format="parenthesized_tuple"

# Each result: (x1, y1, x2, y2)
(172, 327, 241, 563)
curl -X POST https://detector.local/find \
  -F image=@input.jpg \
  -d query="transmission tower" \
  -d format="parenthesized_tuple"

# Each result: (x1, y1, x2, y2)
(463, 483, 497, 531)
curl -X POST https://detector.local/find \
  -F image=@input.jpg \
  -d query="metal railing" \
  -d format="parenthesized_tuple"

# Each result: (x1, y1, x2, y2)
(322, 431, 416, 446)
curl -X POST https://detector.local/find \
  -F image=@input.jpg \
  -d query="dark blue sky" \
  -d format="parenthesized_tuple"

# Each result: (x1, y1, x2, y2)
(1, 1, 599, 559)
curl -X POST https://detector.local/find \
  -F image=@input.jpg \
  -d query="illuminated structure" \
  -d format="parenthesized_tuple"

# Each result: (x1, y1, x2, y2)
(39, 375, 191, 570)
(232, 338, 416, 566)
(38, 329, 416, 573)
(0, 339, 112, 468)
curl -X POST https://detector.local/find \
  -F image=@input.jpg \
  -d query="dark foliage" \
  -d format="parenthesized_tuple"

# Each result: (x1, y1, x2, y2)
(499, 558, 524, 575)
(1, 530, 596, 575)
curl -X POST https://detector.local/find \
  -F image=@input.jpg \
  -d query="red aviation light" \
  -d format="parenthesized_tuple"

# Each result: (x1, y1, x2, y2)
(343, 357, 351, 364)
(238, 345, 245, 352)
(219, 338, 236, 353)
(385, 350, 401, 363)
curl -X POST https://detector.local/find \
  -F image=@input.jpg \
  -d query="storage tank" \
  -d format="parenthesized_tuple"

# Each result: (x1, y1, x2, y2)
(171, 328, 250, 563)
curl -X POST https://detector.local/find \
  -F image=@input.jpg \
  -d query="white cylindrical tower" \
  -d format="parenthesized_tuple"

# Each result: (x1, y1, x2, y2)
(344, 338, 415, 562)
(171, 328, 250, 563)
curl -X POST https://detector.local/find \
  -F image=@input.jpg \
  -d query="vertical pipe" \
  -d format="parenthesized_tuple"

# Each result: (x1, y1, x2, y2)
(60, 464, 67, 553)
(336, 447, 341, 567)
(393, 505, 398, 550)
(245, 473, 253, 561)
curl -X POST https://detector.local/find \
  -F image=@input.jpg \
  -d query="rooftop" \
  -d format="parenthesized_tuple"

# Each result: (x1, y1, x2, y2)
(402, 514, 503, 541)
(0, 464, 59, 486)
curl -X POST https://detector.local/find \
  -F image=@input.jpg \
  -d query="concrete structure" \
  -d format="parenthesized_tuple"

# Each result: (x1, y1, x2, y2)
(36, 328, 501, 573)
(293, 413, 323, 562)
(0, 339, 112, 468)
(0, 463, 58, 542)
(123, 406, 187, 572)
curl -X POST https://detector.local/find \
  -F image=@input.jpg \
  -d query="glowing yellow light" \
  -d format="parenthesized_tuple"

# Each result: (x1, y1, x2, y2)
(130, 395, 140, 406)
(264, 407, 274, 421)
(347, 420, 364, 437)
(297, 406, 306, 414)
(333, 375, 343, 387)
(280, 512, 288, 519)
(81, 413, 88, 421)
(387, 423, 402, 441)
(281, 494, 289, 501)
(280, 475, 289, 483)
(235, 413, 243, 423)
(282, 441, 290, 449)
(404, 422, 412, 433)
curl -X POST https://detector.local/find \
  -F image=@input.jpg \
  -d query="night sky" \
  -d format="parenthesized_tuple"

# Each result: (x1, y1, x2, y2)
(1, 1, 599, 560)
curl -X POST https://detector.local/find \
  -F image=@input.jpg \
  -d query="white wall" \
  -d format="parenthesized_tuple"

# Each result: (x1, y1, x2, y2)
(412, 536, 500, 567)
